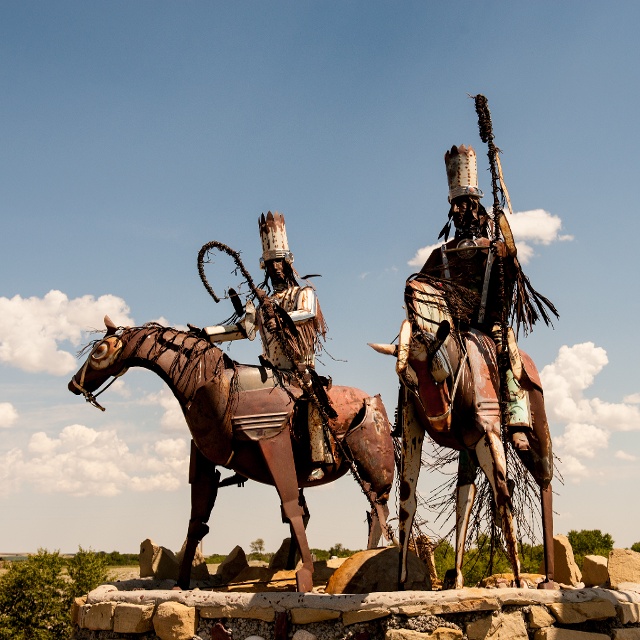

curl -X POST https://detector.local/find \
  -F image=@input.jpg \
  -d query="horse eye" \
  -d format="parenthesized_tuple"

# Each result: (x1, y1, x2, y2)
(91, 342, 110, 361)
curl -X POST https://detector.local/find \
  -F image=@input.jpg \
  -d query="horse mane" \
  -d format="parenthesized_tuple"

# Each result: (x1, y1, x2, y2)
(78, 322, 238, 415)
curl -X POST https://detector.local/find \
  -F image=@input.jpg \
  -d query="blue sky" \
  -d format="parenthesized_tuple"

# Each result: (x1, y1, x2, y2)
(2, 1, 640, 558)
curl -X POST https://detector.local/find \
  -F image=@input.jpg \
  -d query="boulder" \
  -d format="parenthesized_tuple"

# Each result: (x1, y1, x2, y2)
(176, 539, 210, 581)
(582, 555, 608, 587)
(113, 603, 154, 633)
(153, 602, 197, 640)
(551, 535, 582, 586)
(608, 548, 640, 589)
(216, 545, 249, 583)
(325, 547, 430, 594)
(466, 611, 527, 640)
(139, 538, 179, 580)
(269, 537, 297, 570)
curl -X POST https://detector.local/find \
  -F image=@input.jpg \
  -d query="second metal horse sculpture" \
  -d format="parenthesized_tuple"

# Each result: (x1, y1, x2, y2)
(371, 279, 555, 589)
(69, 316, 395, 592)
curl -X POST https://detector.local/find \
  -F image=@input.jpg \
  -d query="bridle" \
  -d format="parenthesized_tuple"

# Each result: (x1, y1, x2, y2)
(71, 337, 127, 411)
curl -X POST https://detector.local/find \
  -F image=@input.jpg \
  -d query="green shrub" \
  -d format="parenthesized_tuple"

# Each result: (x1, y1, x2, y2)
(567, 529, 614, 569)
(0, 547, 108, 639)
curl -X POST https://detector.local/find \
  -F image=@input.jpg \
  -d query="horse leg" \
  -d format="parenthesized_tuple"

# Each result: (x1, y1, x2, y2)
(178, 441, 220, 589)
(258, 430, 314, 593)
(398, 390, 425, 588)
(450, 450, 478, 589)
(285, 489, 309, 570)
(515, 385, 556, 588)
(474, 431, 523, 586)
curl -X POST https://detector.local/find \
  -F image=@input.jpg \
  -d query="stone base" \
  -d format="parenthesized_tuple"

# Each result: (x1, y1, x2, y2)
(73, 582, 640, 640)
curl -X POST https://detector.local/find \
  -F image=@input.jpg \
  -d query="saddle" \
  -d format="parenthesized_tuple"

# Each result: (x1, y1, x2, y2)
(231, 365, 301, 442)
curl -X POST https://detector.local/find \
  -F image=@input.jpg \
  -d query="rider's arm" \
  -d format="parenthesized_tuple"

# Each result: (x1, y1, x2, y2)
(287, 287, 317, 323)
(204, 323, 246, 343)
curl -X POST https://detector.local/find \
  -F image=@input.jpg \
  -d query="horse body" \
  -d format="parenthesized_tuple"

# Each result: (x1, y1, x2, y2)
(372, 280, 555, 589)
(69, 318, 394, 592)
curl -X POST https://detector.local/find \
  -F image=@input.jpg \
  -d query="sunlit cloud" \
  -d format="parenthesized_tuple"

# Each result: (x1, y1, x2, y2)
(0, 290, 134, 376)
(140, 388, 185, 432)
(408, 208, 571, 267)
(0, 424, 189, 497)
(541, 342, 640, 482)
(615, 450, 637, 462)
(0, 402, 18, 428)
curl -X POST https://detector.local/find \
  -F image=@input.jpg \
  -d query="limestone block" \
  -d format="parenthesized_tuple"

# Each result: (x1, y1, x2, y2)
(269, 537, 297, 570)
(534, 629, 610, 640)
(176, 538, 210, 581)
(139, 538, 180, 580)
(548, 600, 616, 624)
(613, 630, 640, 640)
(216, 545, 249, 583)
(71, 596, 86, 626)
(342, 608, 390, 626)
(552, 535, 582, 586)
(466, 611, 527, 640)
(617, 601, 640, 624)
(153, 601, 197, 640)
(290, 608, 341, 624)
(480, 572, 544, 588)
(81, 601, 116, 631)
(609, 549, 640, 589)
(528, 606, 556, 629)
(394, 598, 500, 617)
(385, 629, 462, 640)
(200, 604, 275, 621)
(326, 556, 347, 569)
(113, 602, 155, 633)
(582, 555, 608, 587)
(140, 538, 159, 577)
(325, 547, 430, 594)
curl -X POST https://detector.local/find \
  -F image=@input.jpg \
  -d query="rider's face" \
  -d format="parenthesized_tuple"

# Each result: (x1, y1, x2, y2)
(266, 259, 286, 284)
(451, 196, 483, 232)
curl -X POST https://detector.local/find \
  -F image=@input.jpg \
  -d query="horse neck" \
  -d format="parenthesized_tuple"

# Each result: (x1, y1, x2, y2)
(120, 325, 227, 406)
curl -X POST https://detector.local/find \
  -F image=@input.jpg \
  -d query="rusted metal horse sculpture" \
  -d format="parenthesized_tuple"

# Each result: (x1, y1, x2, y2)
(371, 280, 555, 589)
(69, 316, 394, 592)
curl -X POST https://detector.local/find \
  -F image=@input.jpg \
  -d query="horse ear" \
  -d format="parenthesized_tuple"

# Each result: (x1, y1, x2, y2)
(104, 315, 117, 335)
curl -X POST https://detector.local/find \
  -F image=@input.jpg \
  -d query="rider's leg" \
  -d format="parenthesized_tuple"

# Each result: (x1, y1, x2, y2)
(505, 368, 532, 451)
(490, 324, 531, 451)
(307, 403, 332, 481)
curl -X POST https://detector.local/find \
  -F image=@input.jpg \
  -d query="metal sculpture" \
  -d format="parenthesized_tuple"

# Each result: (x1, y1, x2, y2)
(371, 284, 554, 588)
(371, 96, 557, 589)
(69, 316, 395, 592)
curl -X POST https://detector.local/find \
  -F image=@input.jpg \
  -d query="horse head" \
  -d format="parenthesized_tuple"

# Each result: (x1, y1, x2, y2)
(68, 315, 129, 410)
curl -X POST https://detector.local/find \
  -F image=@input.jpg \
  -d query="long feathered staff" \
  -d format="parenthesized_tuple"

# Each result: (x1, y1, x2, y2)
(473, 94, 559, 337)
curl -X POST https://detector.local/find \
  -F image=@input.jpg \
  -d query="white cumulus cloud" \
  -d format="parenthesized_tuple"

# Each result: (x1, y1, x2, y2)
(0, 290, 134, 376)
(0, 402, 18, 428)
(408, 208, 571, 267)
(0, 424, 189, 497)
(541, 343, 640, 432)
(140, 387, 185, 432)
(541, 342, 640, 482)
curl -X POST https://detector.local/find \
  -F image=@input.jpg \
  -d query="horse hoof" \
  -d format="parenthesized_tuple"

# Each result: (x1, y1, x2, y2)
(537, 578, 559, 590)
(296, 567, 314, 593)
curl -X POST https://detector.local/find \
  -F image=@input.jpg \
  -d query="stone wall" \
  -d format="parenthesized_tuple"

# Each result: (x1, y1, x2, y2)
(73, 583, 640, 640)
